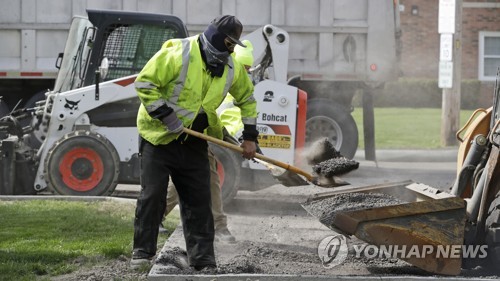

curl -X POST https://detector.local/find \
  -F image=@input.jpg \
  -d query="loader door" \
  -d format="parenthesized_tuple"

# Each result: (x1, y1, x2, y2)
(84, 9, 188, 87)
(81, 10, 188, 127)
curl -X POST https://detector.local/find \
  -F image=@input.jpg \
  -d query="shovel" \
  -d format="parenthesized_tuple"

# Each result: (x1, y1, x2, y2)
(219, 129, 312, 187)
(182, 127, 349, 188)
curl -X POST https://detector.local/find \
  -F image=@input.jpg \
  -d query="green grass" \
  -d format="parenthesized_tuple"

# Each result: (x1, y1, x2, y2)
(352, 107, 476, 149)
(0, 200, 179, 281)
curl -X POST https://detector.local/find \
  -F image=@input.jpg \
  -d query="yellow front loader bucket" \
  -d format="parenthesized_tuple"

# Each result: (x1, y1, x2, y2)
(302, 181, 466, 276)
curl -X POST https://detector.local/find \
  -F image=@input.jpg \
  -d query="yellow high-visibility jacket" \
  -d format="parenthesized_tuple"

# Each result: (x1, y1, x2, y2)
(135, 35, 256, 145)
(217, 95, 244, 137)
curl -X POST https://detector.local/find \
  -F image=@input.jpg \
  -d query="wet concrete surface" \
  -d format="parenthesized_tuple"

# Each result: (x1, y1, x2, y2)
(112, 149, 498, 279)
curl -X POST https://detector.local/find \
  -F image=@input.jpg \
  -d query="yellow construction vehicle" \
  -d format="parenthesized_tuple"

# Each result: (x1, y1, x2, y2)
(304, 70, 500, 276)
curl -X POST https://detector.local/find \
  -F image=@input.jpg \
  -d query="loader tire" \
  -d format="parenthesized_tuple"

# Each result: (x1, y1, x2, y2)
(20, 90, 47, 127)
(24, 90, 46, 110)
(0, 99, 8, 117)
(45, 130, 120, 196)
(209, 143, 241, 205)
(0, 100, 9, 139)
(306, 100, 358, 159)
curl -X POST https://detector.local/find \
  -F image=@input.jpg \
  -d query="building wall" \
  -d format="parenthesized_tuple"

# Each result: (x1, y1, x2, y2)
(399, 0, 440, 78)
(461, 6, 500, 79)
(398, 0, 499, 106)
(399, 0, 500, 80)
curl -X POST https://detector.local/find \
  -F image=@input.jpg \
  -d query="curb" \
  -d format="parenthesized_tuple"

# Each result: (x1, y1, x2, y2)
(224, 191, 307, 215)
(0, 195, 136, 204)
(355, 149, 458, 163)
(148, 274, 487, 281)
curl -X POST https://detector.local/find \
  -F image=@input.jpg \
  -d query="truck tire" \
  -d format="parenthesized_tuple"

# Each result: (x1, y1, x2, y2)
(0, 100, 9, 141)
(44, 130, 120, 196)
(0, 99, 9, 117)
(19, 90, 47, 127)
(485, 194, 500, 266)
(209, 143, 241, 205)
(306, 99, 358, 159)
(24, 90, 46, 109)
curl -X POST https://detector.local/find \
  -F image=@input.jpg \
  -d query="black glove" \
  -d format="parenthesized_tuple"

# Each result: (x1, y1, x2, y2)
(242, 124, 259, 142)
(161, 111, 183, 134)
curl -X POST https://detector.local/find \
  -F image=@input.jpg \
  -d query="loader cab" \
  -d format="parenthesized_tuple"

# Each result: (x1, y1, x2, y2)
(52, 10, 189, 127)
(53, 9, 188, 93)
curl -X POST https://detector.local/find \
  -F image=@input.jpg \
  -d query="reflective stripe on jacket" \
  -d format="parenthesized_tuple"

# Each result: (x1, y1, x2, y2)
(135, 35, 257, 145)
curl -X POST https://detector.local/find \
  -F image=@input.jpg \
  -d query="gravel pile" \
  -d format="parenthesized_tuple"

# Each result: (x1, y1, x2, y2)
(155, 242, 324, 275)
(302, 192, 406, 226)
(302, 137, 359, 178)
(312, 157, 359, 177)
(216, 256, 262, 274)
(155, 247, 190, 271)
(50, 255, 148, 281)
(154, 240, 441, 276)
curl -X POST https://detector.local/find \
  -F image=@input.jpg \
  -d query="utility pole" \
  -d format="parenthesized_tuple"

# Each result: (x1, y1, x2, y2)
(439, 0, 463, 146)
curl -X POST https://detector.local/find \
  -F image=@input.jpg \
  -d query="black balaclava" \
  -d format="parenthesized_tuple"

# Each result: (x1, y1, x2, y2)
(199, 15, 247, 77)
(199, 25, 230, 77)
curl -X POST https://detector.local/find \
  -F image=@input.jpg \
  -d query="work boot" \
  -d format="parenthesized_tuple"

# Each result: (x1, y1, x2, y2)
(159, 222, 168, 234)
(194, 264, 217, 274)
(130, 256, 153, 270)
(215, 228, 236, 243)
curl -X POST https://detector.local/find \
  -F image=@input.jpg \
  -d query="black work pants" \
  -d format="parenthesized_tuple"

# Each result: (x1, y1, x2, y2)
(133, 136, 215, 267)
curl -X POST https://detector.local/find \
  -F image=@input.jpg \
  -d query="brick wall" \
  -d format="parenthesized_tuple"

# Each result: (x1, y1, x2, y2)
(399, 0, 500, 79)
(461, 6, 500, 79)
(398, 0, 499, 104)
(399, 0, 440, 78)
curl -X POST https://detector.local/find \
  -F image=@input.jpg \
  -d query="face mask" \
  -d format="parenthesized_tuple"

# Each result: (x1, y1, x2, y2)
(200, 33, 229, 67)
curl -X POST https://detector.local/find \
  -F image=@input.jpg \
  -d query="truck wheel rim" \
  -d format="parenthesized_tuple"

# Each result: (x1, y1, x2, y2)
(306, 116, 343, 150)
(59, 147, 104, 191)
(216, 159, 225, 191)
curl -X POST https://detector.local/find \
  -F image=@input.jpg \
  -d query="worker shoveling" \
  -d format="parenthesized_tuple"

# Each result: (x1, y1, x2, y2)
(183, 128, 359, 188)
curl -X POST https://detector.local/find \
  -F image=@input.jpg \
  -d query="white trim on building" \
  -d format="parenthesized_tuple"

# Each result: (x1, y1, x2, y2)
(478, 31, 500, 81)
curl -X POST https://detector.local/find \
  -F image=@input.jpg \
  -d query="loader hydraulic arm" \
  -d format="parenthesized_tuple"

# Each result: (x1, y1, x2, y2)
(242, 25, 290, 83)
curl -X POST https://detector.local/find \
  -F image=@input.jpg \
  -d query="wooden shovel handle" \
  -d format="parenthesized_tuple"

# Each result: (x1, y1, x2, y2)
(182, 128, 313, 181)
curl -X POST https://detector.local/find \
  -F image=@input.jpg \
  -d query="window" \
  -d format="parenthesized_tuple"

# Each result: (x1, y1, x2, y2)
(479, 31, 500, 81)
(101, 24, 179, 81)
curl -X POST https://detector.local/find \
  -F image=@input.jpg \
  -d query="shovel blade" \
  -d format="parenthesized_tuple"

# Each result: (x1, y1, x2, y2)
(312, 175, 351, 188)
(273, 170, 310, 186)
(272, 169, 350, 187)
